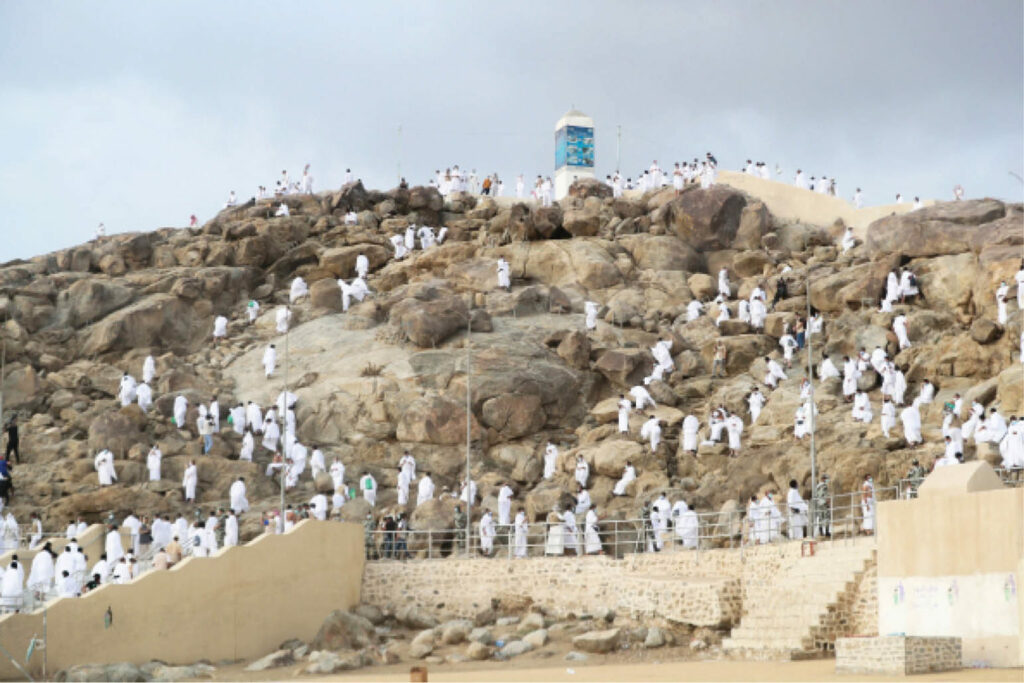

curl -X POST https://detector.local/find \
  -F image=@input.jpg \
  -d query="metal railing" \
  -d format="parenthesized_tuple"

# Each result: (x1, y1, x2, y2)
(362, 487, 900, 562)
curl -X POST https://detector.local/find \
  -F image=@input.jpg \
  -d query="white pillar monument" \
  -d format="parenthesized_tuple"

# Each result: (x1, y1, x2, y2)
(554, 109, 595, 200)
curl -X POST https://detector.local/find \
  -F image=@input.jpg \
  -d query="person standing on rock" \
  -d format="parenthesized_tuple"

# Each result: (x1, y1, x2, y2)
(617, 394, 632, 433)
(2, 419, 18, 465)
(94, 449, 116, 486)
(640, 415, 662, 453)
(612, 461, 636, 497)
(860, 475, 876, 535)
(183, 460, 198, 503)
(212, 315, 228, 345)
(479, 510, 496, 557)
(262, 344, 276, 378)
(198, 416, 214, 455)
(275, 306, 291, 334)
(396, 466, 411, 506)
(543, 443, 559, 480)
(416, 472, 435, 507)
(497, 482, 514, 526)
(230, 477, 249, 515)
(246, 299, 260, 325)
(584, 301, 599, 331)
(629, 384, 656, 411)
(144, 444, 161, 482)
(574, 455, 589, 489)
(360, 471, 378, 506)
(686, 299, 703, 322)
(496, 258, 511, 291)
(513, 508, 528, 558)
(900, 400, 923, 447)
(764, 356, 787, 389)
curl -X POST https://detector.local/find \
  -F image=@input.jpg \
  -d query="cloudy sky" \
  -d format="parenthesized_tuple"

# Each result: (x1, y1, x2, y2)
(1, 1, 1021, 261)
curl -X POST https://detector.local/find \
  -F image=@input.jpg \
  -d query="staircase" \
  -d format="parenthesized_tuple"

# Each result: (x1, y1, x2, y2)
(722, 538, 876, 659)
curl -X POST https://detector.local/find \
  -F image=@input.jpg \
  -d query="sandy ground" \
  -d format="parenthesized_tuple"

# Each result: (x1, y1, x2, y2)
(211, 655, 1022, 683)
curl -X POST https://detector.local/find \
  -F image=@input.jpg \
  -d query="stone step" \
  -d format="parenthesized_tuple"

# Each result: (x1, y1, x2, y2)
(723, 636, 813, 651)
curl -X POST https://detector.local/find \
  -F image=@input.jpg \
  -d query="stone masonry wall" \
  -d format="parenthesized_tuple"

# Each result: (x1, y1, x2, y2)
(836, 636, 962, 675)
(361, 542, 831, 630)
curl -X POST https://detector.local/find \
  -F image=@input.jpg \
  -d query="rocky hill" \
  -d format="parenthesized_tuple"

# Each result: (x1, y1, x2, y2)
(0, 179, 1020, 542)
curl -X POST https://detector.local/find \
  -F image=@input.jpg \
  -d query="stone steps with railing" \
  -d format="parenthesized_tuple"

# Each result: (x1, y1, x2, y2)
(723, 539, 876, 659)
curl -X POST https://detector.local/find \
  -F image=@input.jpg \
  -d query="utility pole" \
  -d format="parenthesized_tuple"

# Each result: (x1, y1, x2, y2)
(616, 125, 622, 173)
(397, 125, 403, 184)
(806, 279, 818, 539)
(279, 309, 289, 533)
(465, 314, 472, 557)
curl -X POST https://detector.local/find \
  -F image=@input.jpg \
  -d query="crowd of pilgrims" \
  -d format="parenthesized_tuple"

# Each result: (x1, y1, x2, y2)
(7, 162, 1016, 608)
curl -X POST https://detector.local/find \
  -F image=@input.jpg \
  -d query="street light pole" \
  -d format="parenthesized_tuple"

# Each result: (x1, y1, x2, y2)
(279, 308, 289, 533)
(465, 314, 472, 557)
(806, 279, 818, 539)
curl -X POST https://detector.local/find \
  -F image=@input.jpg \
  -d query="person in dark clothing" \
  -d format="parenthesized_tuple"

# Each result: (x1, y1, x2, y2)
(0, 458, 11, 505)
(4, 420, 18, 464)
(771, 278, 789, 310)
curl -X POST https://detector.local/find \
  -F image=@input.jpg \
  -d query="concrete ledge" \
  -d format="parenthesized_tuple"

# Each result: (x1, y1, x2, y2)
(836, 636, 961, 676)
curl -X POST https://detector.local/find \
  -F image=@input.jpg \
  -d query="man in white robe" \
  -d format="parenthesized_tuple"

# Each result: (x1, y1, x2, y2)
(355, 253, 370, 279)
(275, 306, 291, 334)
(764, 356, 788, 389)
(105, 526, 125, 564)
(640, 415, 662, 452)
(390, 235, 408, 260)
(543, 443, 558, 480)
(617, 394, 632, 433)
(359, 471, 377, 506)
(513, 509, 529, 558)
(563, 508, 581, 555)
(686, 299, 703, 321)
(143, 355, 156, 384)
(612, 461, 636, 496)
(749, 298, 767, 329)
(584, 508, 602, 554)
(900, 401, 923, 446)
(630, 385, 657, 411)
(477, 511, 496, 556)
(94, 450, 117, 486)
(717, 268, 731, 298)
(229, 477, 249, 514)
(893, 314, 911, 350)
(880, 398, 897, 438)
(459, 478, 478, 505)
(118, 374, 137, 407)
(262, 344, 276, 378)
(748, 388, 766, 423)
(682, 414, 699, 454)
(496, 258, 511, 290)
(786, 481, 809, 539)
(146, 445, 161, 482)
(574, 455, 589, 488)
(860, 476, 876, 534)
(725, 414, 743, 456)
(309, 493, 328, 521)
(212, 315, 228, 344)
(852, 391, 873, 423)
(840, 226, 857, 253)
(584, 301, 599, 330)
(182, 460, 198, 502)
(135, 381, 153, 413)
(497, 483, 514, 526)
(416, 473, 435, 507)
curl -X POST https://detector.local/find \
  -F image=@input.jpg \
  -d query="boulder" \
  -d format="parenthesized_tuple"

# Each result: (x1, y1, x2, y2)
(309, 278, 342, 311)
(734, 201, 769, 250)
(499, 640, 533, 658)
(409, 629, 435, 659)
(55, 279, 136, 329)
(970, 318, 1002, 345)
(390, 291, 469, 347)
(523, 629, 549, 648)
(396, 605, 440, 630)
(571, 628, 621, 653)
(866, 199, 1008, 257)
(396, 395, 484, 445)
(665, 186, 748, 250)
(302, 650, 367, 674)
(568, 177, 613, 200)
(556, 330, 591, 370)
(594, 349, 644, 386)
(618, 235, 702, 272)
(481, 393, 546, 440)
(310, 610, 377, 651)
(88, 410, 146, 456)
(319, 245, 391, 278)
(644, 627, 666, 648)
(466, 641, 493, 660)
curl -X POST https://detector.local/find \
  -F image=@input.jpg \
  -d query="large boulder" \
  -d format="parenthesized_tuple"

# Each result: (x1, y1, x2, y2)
(618, 234, 702, 271)
(866, 199, 1009, 257)
(54, 279, 136, 329)
(481, 393, 546, 440)
(319, 245, 391, 278)
(662, 186, 748, 250)
(390, 290, 469, 347)
(568, 177, 613, 200)
(396, 395, 484, 445)
(571, 628, 621, 653)
(80, 294, 205, 356)
(499, 240, 621, 290)
(309, 278, 342, 311)
(310, 610, 377, 651)
(88, 409, 146, 456)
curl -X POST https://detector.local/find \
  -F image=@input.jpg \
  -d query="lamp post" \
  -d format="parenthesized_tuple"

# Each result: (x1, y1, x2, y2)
(279, 307, 290, 533)
(464, 312, 472, 557)
(806, 278, 818, 539)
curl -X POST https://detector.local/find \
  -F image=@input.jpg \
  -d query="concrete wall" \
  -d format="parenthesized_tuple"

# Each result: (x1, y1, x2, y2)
(876, 467, 1023, 668)
(0, 524, 114, 576)
(714, 170, 934, 237)
(0, 520, 363, 680)
(836, 636, 962, 675)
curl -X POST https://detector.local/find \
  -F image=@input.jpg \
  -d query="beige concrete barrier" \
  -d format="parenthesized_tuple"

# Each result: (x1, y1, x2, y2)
(0, 520, 363, 679)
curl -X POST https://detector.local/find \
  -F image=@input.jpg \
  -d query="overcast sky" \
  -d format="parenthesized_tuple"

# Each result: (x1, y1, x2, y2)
(1, 0, 1021, 262)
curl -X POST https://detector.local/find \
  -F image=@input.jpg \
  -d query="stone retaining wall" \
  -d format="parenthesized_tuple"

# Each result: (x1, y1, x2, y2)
(836, 636, 962, 675)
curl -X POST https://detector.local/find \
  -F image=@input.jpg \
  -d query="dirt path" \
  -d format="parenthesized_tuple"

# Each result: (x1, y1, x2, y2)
(213, 656, 1021, 682)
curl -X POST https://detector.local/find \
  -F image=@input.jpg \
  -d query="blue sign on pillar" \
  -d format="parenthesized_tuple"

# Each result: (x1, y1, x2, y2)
(555, 125, 595, 169)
